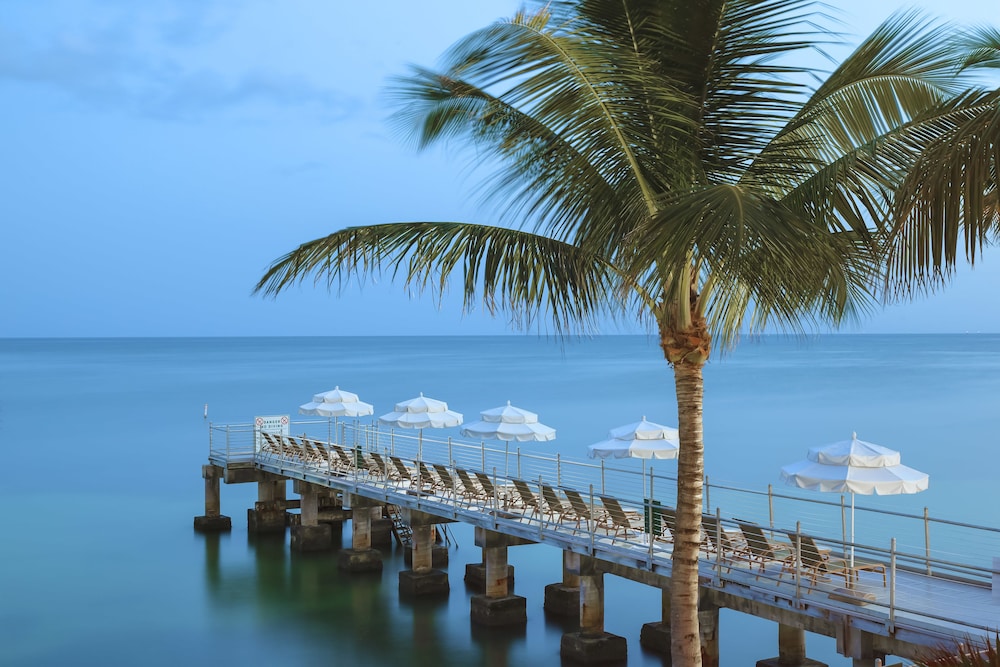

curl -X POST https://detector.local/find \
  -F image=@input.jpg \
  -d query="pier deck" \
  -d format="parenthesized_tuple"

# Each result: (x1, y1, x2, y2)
(204, 419, 1000, 662)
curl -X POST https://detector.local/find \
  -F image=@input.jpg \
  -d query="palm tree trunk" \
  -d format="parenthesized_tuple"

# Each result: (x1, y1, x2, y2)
(660, 303, 710, 667)
(669, 358, 706, 667)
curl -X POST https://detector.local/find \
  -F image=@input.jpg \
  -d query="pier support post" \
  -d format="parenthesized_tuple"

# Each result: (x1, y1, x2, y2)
(399, 510, 448, 596)
(465, 546, 514, 592)
(470, 529, 528, 626)
(757, 624, 828, 667)
(338, 495, 382, 573)
(290, 482, 333, 552)
(838, 624, 883, 667)
(639, 588, 671, 653)
(700, 600, 721, 667)
(544, 550, 580, 617)
(639, 589, 721, 665)
(194, 465, 231, 532)
(560, 556, 627, 664)
(247, 474, 288, 534)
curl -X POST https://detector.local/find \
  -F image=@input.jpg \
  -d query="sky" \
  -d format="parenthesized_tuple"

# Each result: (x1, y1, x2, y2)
(1, 0, 998, 338)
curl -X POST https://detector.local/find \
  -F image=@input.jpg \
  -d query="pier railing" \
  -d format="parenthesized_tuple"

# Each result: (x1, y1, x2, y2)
(208, 419, 1000, 638)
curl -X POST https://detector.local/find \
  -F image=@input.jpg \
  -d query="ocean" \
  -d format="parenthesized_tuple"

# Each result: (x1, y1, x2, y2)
(1, 335, 996, 666)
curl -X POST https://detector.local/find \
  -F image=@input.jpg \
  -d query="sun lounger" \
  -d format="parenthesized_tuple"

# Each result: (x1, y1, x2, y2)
(563, 488, 610, 530)
(455, 468, 489, 506)
(735, 521, 793, 578)
(475, 472, 507, 506)
(510, 479, 542, 520)
(599, 495, 643, 541)
(541, 484, 580, 528)
(432, 463, 458, 497)
(781, 532, 885, 588)
(389, 456, 415, 485)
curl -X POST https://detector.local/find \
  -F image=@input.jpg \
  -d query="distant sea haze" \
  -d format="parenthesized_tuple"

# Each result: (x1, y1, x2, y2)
(1, 334, 993, 666)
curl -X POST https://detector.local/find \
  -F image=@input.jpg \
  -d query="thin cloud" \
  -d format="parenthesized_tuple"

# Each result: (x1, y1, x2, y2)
(0, 5, 363, 124)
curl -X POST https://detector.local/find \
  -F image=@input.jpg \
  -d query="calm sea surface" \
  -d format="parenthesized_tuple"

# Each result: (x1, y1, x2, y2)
(1, 335, 997, 666)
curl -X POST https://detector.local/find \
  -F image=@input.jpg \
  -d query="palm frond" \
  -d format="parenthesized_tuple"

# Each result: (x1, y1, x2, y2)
(254, 222, 624, 334)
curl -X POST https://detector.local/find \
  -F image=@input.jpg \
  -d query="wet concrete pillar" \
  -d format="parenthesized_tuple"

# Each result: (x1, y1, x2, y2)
(290, 481, 333, 552)
(639, 587, 671, 652)
(194, 464, 231, 532)
(838, 621, 884, 667)
(464, 546, 514, 592)
(399, 510, 448, 596)
(757, 624, 828, 667)
(338, 495, 382, 573)
(470, 529, 529, 626)
(544, 550, 580, 616)
(700, 600, 721, 667)
(247, 474, 288, 534)
(560, 556, 627, 664)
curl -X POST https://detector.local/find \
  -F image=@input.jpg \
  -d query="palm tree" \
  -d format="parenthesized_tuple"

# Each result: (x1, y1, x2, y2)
(256, 2, 974, 664)
(886, 27, 1000, 291)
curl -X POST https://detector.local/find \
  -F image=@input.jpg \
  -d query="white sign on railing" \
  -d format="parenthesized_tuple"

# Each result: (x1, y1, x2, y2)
(254, 414, 289, 453)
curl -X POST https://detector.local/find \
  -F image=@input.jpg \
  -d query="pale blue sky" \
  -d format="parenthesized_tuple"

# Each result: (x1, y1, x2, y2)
(1, 0, 997, 337)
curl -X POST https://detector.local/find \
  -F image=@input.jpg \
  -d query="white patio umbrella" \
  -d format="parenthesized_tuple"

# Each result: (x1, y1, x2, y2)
(461, 401, 556, 475)
(298, 386, 375, 442)
(781, 432, 929, 565)
(378, 393, 463, 461)
(588, 417, 680, 460)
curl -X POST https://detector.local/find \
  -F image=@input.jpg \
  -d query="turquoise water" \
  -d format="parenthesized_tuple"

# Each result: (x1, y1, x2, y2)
(1, 335, 997, 666)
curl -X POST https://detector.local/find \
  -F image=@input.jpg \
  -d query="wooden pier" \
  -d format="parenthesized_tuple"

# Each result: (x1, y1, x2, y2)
(195, 419, 1000, 666)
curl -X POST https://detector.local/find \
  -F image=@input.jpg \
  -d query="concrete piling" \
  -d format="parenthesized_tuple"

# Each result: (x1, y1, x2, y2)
(470, 529, 529, 627)
(193, 464, 231, 532)
(559, 556, 627, 664)
(757, 624, 828, 667)
(398, 510, 448, 596)
(290, 481, 333, 552)
(337, 494, 383, 573)
(544, 550, 580, 617)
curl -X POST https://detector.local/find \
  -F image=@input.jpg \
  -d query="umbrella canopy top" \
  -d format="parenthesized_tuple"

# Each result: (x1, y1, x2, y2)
(807, 433, 901, 467)
(461, 419, 556, 442)
(588, 417, 680, 460)
(780, 459, 929, 495)
(479, 400, 539, 425)
(379, 393, 462, 429)
(299, 386, 375, 418)
(607, 417, 679, 442)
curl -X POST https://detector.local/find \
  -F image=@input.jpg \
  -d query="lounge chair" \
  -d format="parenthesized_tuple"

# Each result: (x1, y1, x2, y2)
(432, 463, 458, 497)
(416, 462, 440, 492)
(563, 488, 610, 530)
(781, 532, 885, 588)
(475, 472, 505, 506)
(389, 456, 415, 485)
(702, 514, 751, 570)
(510, 479, 542, 520)
(541, 484, 580, 528)
(366, 452, 390, 478)
(455, 468, 488, 506)
(599, 495, 642, 541)
(735, 521, 793, 578)
(329, 443, 356, 471)
(647, 504, 676, 543)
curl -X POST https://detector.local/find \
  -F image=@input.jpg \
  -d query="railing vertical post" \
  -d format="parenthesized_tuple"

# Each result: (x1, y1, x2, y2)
(589, 484, 596, 554)
(923, 507, 932, 576)
(768, 483, 774, 529)
(225, 425, 231, 461)
(556, 453, 562, 486)
(492, 467, 500, 530)
(704, 475, 710, 514)
(600, 460, 606, 495)
(448, 437, 453, 468)
(390, 430, 395, 456)
(517, 447, 522, 479)
(714, 507, 722, 585)
(481, 441, 486, 473)
(208, 423, 213, 456)
(889, 537, 897, 633)
(794, 521, 802, 605)
(537, 475, 545, 539)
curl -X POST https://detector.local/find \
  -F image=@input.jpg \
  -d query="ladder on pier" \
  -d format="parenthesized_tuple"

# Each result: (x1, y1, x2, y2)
(385, 504, 412, 547)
